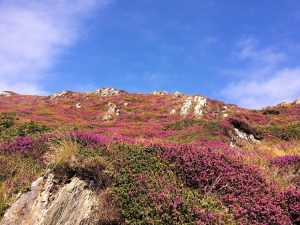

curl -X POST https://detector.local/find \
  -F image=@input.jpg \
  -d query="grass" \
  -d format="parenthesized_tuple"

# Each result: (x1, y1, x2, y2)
(0, 154, 44, 218)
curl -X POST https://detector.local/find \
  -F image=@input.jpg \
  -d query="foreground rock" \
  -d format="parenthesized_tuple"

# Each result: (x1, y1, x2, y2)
(0, 173, 120, 225)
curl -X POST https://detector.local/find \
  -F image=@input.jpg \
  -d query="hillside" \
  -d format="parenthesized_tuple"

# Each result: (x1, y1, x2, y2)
(0, 88, 299, 225)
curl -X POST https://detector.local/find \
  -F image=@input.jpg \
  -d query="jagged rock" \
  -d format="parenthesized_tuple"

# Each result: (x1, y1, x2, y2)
(294, 97, 300, 105)
(76, 103, 82, 109)
(234, 128, 260, 144)
(102, 114, 113, 121)
(49, 91, 73, 99)
(0, 173, 97, 225)
(193, 95, 207, 117)
(180, 97, 193, 116)
(170, 109, 176, 114)
(152, 91, 169, 95)
(95, 88, 126, 97)
(0, 91, 14, 97)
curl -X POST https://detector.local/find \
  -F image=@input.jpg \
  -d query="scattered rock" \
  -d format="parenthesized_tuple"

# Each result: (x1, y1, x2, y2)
(123, 102, 128, 106)
(95, 88, 126, 97)
(76, 103, 82, 109)
(102, 114, 113, 121)
(180, 97, 193, 116)
(49, 91, 73, 99)
(152, 91, 169, 95)
(193, 95, 207, 117)
(107, 102, 117, 114)
(170, 109, 176, 114)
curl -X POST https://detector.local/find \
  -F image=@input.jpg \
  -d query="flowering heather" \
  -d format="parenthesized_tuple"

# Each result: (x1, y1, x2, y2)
(157, 144, 293, 224)
(271, 155, 300, 166)
(0, 135, 50, 158)
(281, 186, 300, 224)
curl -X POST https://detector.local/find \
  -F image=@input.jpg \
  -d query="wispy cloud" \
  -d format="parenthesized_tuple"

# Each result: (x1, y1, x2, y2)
(221, 38, 300, 109)
(0, 0, 110, 94)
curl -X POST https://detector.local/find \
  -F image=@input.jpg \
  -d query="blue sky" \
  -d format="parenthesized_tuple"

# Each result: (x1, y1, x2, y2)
(0, 0, 300, 108)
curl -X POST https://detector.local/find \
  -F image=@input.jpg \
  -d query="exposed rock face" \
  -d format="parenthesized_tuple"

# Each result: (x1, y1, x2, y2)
(95, 88, 126, 97)
(180, 97, 193, 116)
(193, 95, 207, 117)
(152, 91, 169, 95)
(295, 97, 300, 105)
(0, 174, 96, 225)
(234, 128, 260, 144)
(49, 91, 73, 99)
(180, 95, 208, 117)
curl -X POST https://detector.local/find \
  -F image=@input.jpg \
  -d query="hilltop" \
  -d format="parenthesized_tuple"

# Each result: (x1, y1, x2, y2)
(0, 88, 299, 225)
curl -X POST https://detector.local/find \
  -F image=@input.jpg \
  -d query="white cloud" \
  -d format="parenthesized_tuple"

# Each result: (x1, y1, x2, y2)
(0, 0, 110, 94)
(221, 38, 300, 109)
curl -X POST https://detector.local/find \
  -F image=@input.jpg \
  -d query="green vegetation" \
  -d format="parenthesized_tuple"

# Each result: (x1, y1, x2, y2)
(113, 144, 235, 224)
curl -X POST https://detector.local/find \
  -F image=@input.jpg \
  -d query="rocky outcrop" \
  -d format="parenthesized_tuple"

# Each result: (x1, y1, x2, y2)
(102, 102, 120, 121)
(0, 91, 14, 97)
(1, 172, 120, 225)
(1, 173, 95, 225)
(193, 95, 207, 117)
(180, 95, 208, 117)
(49, 91, 73, 99)
(95, 88, 126, 97)
(152, 91, 169, 95)
(174, 91, 183, 97)
(180, 97, 193, 116)
(234, 128, 260, 144)
(294, 97, 300, 105)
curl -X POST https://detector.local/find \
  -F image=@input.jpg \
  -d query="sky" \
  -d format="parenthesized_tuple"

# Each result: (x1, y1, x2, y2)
(0, 0, 300, 109)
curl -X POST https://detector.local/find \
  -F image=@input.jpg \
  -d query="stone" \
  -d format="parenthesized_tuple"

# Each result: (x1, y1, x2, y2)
(295, 96, 300, 105)
(170, 109, 176, 114)
(180, 97, 193, 116)
(0, 173, 97, 225)
(234, 128, 260, 144)
(49, 91, 72, 99)
(0, 91, 12, 97)
(76, 103, 82, 109)
(193, 95, 207, 117)
(95, 88, 126, 97)
(107, 102, 116, 114)
(152, 91, 169, 95)
(102, 114, 113, 121)
(174, 91, 183, 97)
